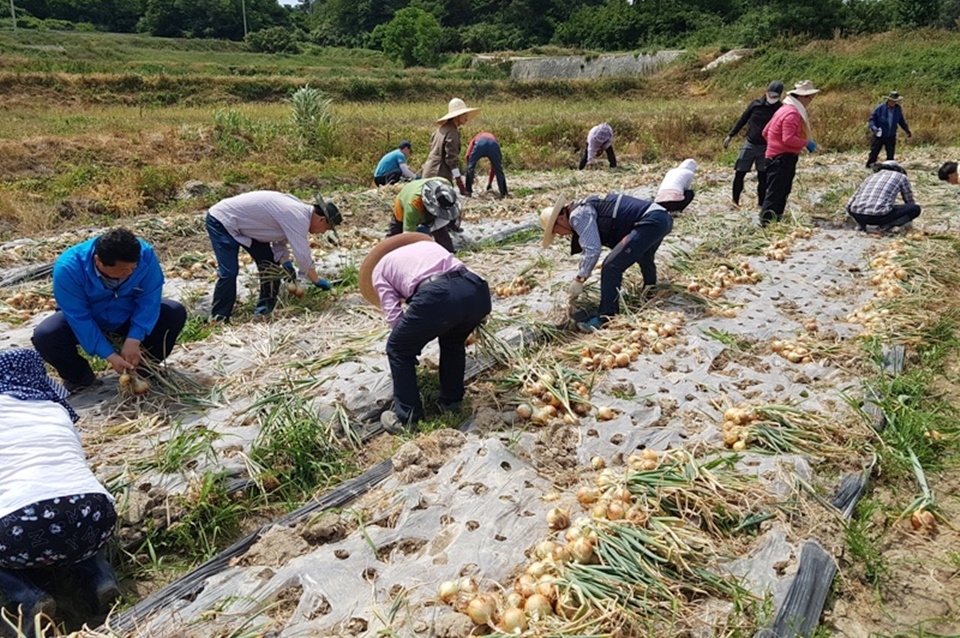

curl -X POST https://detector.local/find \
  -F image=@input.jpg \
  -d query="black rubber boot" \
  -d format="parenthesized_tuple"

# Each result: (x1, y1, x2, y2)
(0, 567, 55, 637)
(70, 553, 120, 614)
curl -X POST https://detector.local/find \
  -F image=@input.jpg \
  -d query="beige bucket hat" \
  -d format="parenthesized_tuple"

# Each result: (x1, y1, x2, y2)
(789, 80, 820, 96)
(539, 193, 568, 248)
(437, 98, 480, 124)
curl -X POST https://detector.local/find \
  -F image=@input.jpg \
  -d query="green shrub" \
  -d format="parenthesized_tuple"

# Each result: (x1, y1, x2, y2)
(379, 7, 442, 68)
(246, 26, 301, 54)
(291, 85, 337, 160)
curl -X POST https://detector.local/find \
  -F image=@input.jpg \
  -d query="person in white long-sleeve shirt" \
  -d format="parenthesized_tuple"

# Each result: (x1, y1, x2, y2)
(579, 123, 617, 170)
(655, 159, 698, 213)
(0, 349, 120, 633)
(206, 190, 342, 321)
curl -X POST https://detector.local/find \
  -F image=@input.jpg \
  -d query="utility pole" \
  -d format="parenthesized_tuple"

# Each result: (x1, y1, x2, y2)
(241, 0, 248, 37)
(9, 0, 16, 32)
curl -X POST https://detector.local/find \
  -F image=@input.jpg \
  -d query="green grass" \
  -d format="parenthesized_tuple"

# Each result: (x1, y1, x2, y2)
(843, 497, 889, 586)
(135, 421, 221, 475)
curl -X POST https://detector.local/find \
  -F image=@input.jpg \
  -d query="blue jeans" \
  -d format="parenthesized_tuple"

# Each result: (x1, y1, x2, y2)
(206, 214, 280, 318)
(466, 138, 507, 197)
(385, 271, 491, 424)
(599, 209, 673, 318)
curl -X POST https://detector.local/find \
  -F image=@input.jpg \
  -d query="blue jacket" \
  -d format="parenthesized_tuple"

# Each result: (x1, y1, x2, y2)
(869, 103, 910, 139)
(52, 237, 164, 360)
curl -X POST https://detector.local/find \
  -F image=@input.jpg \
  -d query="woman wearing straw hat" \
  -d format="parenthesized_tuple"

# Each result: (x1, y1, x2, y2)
(422, 98, 480, 197)
(867, 91, 911, 168)
(540, 193, 673, 331)
(759, 80, 820, 226)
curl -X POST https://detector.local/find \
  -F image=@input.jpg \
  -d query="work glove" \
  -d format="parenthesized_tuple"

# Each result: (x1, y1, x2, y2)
(416, 224, 431, 235)
(455, 177, 467, 196)
(281, 261, 296, 281)
(568, 278, 584, 301)
(314, 279, 332, 291)
(722, 135, 732, 149)
(806, 140, 817, 153)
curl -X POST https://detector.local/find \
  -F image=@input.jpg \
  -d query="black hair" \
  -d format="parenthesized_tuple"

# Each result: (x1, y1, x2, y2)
(873, 162, 905, 175)
(95, 228, 141, 265)
(938, 161, 958, 182)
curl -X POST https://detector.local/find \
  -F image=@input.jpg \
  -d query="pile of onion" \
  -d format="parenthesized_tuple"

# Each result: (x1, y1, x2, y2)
(167, 258, 216, 281)
(285, 282, 306, 298)
(515, 374, 590, 426)
(686, 261, 762, 298)
(495, 276, 533, 297)
(2, 291, 56, 321)
(769, 339, 813, 364)
(764, 239, 791, 262)
(719, 406, 759, 451)
(119, 372, 151, 396)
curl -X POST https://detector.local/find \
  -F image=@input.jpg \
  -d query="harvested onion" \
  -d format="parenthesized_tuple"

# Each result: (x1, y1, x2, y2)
(546, 507, 570, 530)
(466, 594, 496, 626)
(438, 580, 458, 604)
(524, 593, 553, 619)
(500, 607, 527, 633)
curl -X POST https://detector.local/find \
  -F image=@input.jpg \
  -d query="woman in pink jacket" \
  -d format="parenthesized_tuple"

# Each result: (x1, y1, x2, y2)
(759, 81, 820, 225)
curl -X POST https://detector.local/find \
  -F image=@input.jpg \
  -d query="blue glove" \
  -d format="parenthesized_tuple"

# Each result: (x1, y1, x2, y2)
(281, 261, 296, 280)
(806, 140, 817, 152)
(314, 278, 332, 291)
(416, 224, 430, 235)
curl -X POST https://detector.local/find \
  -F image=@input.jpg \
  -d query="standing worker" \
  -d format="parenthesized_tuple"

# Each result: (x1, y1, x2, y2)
(205, 191, 341, 321)
(422, 98, 480, 197)
(464, 132, 507, 198)
(723, 81, 784, 208)
(386, 178, 462, 253)
(367, 237, 491, 432)
(32, 228, 186, 393)
(540, 193, 673, 331)
(866, 91, 911, 168)
(374, 141, 417, 186)
(579, 122, 616, 170)
(759, 80, 821, 226)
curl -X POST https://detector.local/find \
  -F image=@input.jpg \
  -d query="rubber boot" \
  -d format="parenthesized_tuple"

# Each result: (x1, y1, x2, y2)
(70, 553, 120, 615)
(0, 567, 55, 637)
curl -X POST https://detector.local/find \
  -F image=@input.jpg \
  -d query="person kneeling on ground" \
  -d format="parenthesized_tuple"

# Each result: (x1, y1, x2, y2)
(938, 161, 958, 184)
(31, 228, 187, 393)
(655, 159, 698, 213)
(541, 193, 673, 332)
(374, 140, 417, 186)
(387, 178, 461, 253)
(371, 237, 491, 433)
(206, 191, 342, 321)
(846, 160, 920, 232)
(0, 349, 120, 636)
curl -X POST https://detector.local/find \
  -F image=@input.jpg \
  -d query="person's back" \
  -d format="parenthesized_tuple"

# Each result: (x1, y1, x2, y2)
(763, 104, 806, 158)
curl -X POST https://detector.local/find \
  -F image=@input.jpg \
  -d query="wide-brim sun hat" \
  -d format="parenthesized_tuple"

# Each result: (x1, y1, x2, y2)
(789, 80, 820, 97)
(885, 91, 903, 102)
(421, 180, 461, 220)
(359, 233, 436, 306)
(540, 193, 568, 249)
(437, 98, 480, 124)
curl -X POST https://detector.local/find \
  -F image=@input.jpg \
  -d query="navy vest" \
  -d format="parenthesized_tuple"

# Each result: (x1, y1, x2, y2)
(571, 194, 653, 254)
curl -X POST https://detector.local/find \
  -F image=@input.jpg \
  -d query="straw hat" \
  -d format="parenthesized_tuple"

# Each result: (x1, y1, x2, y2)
(789, 80, 820, 97)
(885, 91, 903, 102)
(359, 233, 435, 306)
(437, 98, 480, 124)
(539, 193, 568, 248)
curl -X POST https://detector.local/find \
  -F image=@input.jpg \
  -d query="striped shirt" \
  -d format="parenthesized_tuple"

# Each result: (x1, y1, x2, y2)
(846, 170, 915, 217)
(569, 203, 602, 280)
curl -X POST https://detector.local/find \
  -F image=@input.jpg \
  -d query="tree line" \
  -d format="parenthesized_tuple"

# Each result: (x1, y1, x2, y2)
(9, 0, 960, 64)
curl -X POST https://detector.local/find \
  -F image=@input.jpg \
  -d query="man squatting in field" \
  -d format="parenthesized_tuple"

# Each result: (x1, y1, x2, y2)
(541, 193, 673, 332)
(373, 140, 417, 186)
(723, 80, 784, 208)
(846, 160, 921, 232)
(387, 178, 462, 253)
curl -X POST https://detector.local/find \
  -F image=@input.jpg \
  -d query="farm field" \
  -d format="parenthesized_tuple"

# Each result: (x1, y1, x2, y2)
(1, 28, 960, 638)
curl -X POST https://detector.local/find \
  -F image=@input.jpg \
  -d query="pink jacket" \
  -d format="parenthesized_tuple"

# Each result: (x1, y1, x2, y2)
(763, 105, 808, 158)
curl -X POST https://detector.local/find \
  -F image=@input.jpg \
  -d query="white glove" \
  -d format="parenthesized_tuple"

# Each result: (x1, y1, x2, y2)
(568, 278, 584, 301)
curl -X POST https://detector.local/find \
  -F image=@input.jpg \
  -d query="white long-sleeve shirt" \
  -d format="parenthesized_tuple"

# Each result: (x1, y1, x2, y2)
(585, 123, 614, 165)
(0, 395, 111, 517)
(208, 191, 317, 276)
(656, 159, 698, 202)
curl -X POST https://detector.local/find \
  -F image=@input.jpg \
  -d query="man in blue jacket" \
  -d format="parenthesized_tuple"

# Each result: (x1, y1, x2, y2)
(32, 228, 187, 393)
(867, 91, 912, 168)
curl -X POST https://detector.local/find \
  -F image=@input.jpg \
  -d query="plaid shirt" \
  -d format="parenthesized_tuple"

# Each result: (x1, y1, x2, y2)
(846, 170, 914, 217)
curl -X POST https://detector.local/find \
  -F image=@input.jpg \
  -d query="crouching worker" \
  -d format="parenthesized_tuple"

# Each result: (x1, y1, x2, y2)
(360, 235, 491, 433)
(32, 228, 186, 393)
(0, 349, 120, 633)
(846, 160, 921, 232)
(387, 178, 461, 253)
(541, 193, 673, 331)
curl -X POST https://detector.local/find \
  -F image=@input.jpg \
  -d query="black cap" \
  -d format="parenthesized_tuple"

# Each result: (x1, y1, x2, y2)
(767, 80, 784, 96)
(399, 140, 412, 151)
(312, 194, 342, 227)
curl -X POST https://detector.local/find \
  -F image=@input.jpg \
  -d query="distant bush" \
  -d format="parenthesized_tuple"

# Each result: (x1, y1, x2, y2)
(378, 8, 441, 68)
(246, 27, 301, 54)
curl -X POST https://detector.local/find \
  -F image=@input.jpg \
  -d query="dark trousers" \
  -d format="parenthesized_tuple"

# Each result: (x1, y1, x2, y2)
(32, 300, 186, 385)
(733, 171, 768, 207)
(656, 189, 695, 213)
(386, 271, 491, 424)
(579, 146, 617, 169)
(386, 218, 454, 253)
(848, 204, 921, 230)
(207, 214, 282, 319)
(465, 138, 507, 197)
(599, 210, 673, 318)
(867, 136, 896, 167)
(374, 170, 403, 186)
(760, 153, 799, 224)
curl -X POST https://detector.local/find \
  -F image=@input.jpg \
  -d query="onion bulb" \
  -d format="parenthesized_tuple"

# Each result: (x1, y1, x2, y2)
(535, 540, 558, 560)
(569, 536, 594, 563)
(606, 501, 625, 520)
(514, 574, 537, 598)
(590, 455, 606, 470)
(466, 594, 496, 626)
(524, 593, 553, 619)
(516, 404, 533, 420)
(732, 440, 747, 452)
(577, 486, 600, 506)
(597, 406, 614, 421)
(505, 592, 525, 610)
(286, 282, 298, 294)
(132, 377, 150, 395)
(119, 372, 132, 387)
(536, 579, 557, 599)
(438, 580, 459, 604)
(546, 507, 570, 530)
(500, 607, 527, 633)
(458, 577, 478, 595)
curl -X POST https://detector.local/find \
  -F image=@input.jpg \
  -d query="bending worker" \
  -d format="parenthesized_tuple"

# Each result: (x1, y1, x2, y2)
(387, 178, 461, 253)
(206, 190, 342, 321)
(374, 140, 417, 186)
(541, 193, 673, 331)
(0, 349, 120, 634)
(465, 132, 507, 198)
(372, 238, 491, 433)
(32, 228, 186, 393)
